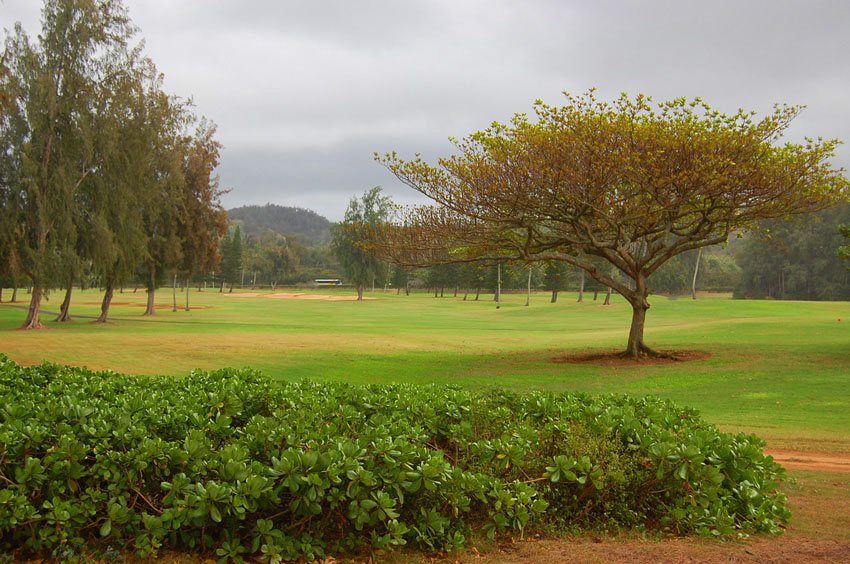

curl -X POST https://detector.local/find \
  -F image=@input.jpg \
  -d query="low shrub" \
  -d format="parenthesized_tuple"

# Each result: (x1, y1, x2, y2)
(0, 355, 789, 561)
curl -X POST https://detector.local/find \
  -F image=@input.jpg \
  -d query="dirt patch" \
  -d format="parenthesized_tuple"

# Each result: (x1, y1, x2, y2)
(459, 537, 850, 563)
(551, 350, 711, 366)
(766, 449, 850, 473)
(219, 292, 261, 298)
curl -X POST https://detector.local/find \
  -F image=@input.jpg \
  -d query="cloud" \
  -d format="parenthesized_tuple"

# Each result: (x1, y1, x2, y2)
(5, 0, 849, 220)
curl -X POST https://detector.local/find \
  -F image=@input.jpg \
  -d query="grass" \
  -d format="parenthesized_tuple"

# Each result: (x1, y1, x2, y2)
(1, 286, 848, 451)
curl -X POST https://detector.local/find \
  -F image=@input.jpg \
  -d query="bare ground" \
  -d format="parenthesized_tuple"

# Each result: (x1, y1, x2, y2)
(552, 350, 712, 366)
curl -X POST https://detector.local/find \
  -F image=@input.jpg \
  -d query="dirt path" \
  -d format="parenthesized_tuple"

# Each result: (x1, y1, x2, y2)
(466, 537, 850, 563)
(765, 449, 850, 473)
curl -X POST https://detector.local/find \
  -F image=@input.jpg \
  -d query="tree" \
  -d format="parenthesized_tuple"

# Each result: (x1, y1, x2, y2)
(544, 261, 568, 303)
(88, 54, 155, 323)
(220, 225, 244, 292)
(331, 187, 393, 300)
(390, 264, 410, 295)
(247, 230, 298, 290)
(136, 72, 186, 316)
(178, 120, 228, 308)
(374, 92, 847, 357)
(2, 0, 134, 328)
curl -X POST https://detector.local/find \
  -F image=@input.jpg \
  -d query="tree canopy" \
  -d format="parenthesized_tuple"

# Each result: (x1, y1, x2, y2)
(374, 91, 848, 357)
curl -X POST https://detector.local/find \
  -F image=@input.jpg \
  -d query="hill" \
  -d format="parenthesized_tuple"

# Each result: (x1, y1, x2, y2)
(227, 204, 332, 246)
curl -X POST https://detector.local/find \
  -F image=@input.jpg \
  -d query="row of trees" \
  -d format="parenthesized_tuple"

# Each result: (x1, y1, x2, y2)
(735, 205, 850, 300)
(214, 225, 338, 291)
(331, 186, 742, 305)
(0, 0, 228, 328)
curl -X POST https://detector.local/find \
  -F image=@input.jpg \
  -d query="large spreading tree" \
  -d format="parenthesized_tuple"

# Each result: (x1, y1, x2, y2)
(374, 92, 847, 357)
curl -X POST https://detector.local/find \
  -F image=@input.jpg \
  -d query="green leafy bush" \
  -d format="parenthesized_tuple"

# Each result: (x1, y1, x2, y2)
(0, 355, 789, 560)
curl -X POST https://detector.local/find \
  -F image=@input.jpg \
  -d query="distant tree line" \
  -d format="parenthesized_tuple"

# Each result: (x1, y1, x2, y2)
(734, 205, 850, 300)
(0, 0, 227, 328)
(327, 189, 849, 304)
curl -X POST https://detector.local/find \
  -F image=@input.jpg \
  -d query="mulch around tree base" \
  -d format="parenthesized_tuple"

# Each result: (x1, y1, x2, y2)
(551, 350, 711, 366)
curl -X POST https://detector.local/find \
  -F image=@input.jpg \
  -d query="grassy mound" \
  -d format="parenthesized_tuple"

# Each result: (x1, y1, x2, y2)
(0, 355, 789, 561)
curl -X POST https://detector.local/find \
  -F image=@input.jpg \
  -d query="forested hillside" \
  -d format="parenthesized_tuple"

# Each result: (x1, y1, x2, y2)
(227, 204, 332, 246)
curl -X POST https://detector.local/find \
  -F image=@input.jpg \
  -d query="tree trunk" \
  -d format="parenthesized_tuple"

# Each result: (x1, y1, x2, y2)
(440, 287, 444, 297)
(220, 280, 225, 293)
(357, 285, 364, 301)
(0, 287, 3, 302)
(496, 264, 501, 309)
(551, 289, 558, 303)
(622, 277, 666, 359)
(577, 271, 585, 303)
(185, 278, 190, 311)
(95, 278, 114, 323)
(172, 273, 178, 312)
(144, 265, 156, 316)
(434, 287, 438, 298)
(21, 284, 43, 329)
(475, 287, 480, 301)
(625, 301, 650, 358)
(55, 277, 74, 322)
(525, 268, 532, 306)
(691, 248, 702, 300)
(463, 287, 469, 301)
(11, 286, 17, 302)
(603, 286, 612, 306)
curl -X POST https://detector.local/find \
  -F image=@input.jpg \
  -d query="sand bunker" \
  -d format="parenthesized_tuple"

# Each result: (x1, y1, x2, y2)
(267, 292, 375, 301)
(220, 291, 374, 301)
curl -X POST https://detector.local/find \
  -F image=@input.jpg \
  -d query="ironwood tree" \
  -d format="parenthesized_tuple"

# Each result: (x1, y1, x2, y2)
(1, 0, 134, 328)
(88, 56, 154, 323)
(178, 120, 228, 308)
(374, 92, 847, 357)
(331, 186, 393, 301)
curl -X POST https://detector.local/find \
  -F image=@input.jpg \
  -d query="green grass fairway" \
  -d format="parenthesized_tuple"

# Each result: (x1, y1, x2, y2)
(1, 287, 849, 451)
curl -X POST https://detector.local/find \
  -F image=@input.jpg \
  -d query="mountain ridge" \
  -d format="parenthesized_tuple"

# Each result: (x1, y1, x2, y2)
(227, 204, 332, 246)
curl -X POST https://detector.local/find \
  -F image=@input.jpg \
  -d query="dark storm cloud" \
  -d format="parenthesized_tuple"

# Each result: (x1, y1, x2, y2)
(5, 0, 849, 220)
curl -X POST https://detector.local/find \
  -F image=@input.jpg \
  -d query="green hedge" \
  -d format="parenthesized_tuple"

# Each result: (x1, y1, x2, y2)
(0, 355, 789, 561)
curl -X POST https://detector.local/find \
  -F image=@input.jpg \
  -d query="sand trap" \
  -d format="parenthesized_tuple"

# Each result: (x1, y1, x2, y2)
(268, 292, 375, 301)
(220, 292, 261, 297)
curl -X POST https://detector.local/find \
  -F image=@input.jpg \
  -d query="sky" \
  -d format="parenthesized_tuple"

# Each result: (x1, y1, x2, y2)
(4, 0, 850, 221)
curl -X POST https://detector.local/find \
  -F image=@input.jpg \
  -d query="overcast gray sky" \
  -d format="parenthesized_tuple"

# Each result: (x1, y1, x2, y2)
(5, 0, 850, 220)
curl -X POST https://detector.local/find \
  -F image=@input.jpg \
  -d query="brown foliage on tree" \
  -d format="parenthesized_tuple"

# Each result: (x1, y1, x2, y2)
(178, 120, 228, 309)
(373, 92, 848, 358)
